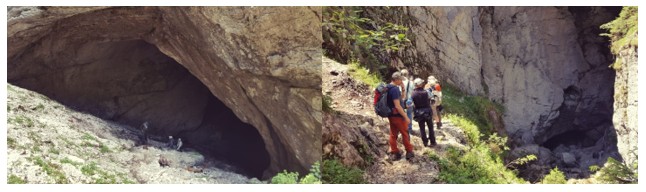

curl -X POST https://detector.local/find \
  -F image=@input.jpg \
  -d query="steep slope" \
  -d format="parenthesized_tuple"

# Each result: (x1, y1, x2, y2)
(7, 84, 260, 184)
(322, 57, 469, 184)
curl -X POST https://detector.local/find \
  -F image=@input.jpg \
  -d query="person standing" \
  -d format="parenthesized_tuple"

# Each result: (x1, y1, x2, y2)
(426, 76, 443, 129)
(386, 72, 414, 160)
(411, 78, 437, 147)
(400, 69, 415, 135)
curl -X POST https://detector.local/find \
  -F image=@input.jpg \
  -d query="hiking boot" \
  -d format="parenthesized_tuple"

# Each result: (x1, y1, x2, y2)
(429, 143, 437, 148)
(390, 152, 402, 161)
(436, 122, 442, 129)
(405, 151, 415, 160)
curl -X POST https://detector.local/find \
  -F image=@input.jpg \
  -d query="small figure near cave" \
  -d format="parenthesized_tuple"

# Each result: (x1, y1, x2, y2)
(176, 138, 183, 151)
(167, 136, 176, 149)
(138, 121, 150, 146)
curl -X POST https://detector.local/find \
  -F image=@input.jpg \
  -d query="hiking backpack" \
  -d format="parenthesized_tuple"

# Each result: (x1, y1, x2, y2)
(374, 83, 392, 117)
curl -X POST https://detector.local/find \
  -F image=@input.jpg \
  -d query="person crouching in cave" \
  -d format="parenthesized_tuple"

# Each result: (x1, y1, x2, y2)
(425, 76, 443, 129)
(411, 78, 437, 147)
(387, 72, 414, 161)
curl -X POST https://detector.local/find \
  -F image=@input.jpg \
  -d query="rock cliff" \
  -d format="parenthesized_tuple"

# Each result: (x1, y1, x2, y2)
(8, 6, 322, 178)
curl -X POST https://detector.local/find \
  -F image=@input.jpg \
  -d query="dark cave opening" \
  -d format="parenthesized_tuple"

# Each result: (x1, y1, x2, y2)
(542, 129, 596, 151)
(7, 39, 270, 179)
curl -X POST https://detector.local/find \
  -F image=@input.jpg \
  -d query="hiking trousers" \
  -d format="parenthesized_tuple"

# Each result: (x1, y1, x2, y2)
(388, 116, 413, 154)
(417, 117, 437, 146)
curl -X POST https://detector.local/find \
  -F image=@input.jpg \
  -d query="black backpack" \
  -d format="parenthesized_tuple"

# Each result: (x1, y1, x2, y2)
(374, 83, 392, 117)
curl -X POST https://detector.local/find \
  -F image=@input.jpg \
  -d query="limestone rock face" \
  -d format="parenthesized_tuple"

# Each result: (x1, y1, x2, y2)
(405, 7, 619, 146)
(8, 6, 322, 178)
(612, 43, 638, 166)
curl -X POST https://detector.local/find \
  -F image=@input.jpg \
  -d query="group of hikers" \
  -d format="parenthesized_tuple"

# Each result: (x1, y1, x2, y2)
(374, 69, 443, 161)
(139, 121, 183, 151)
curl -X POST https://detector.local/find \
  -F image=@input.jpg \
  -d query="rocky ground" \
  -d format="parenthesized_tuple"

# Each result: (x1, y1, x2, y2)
(322, 57, 468, 184)
(7, 84, 262, 184)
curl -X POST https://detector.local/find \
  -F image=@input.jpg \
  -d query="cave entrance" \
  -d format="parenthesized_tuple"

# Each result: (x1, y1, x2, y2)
(7, 39, 270, 178)
(542, 129, 596, 150)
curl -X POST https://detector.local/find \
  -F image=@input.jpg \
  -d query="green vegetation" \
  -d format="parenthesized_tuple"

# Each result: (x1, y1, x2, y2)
(33, 103, 45, 111)
(10, 115, 35, 128)
(270, 161, 322, 184)
(81, 162, 133, 184)
(8, 174, 27, 184)
(49, 148, 60, 155)
(323, 94, 334, 113)
(8, 138, 18, 149)
(60, 157, 83, 167)
(348, 61, 383, 88)
(32, 156, 68, 184)
(595, 157, 638, 184)
(433, 83, 528, 184)
(321, 159, 365, 184)
(100, 144, 112, 153)
(323, 7, 412, 78)
(601, 6, 638, 70)
(541, 167, 567, 184)
(442, 84, 505, 139)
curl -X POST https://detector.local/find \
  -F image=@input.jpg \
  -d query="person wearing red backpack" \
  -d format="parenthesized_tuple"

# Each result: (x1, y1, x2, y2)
(385, 72, 414, 161)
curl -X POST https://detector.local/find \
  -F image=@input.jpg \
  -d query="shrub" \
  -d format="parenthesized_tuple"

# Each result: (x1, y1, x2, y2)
(595, 157, 638, 184)
(323, 7, 412, 77)
(270, 162, 322, 184)
(541, 167, 567, 184)
(8, 174, 27, 184)
(600, 6, 638, 70)
(321, 159, 365, 184)
(323, 94, 334, 113)
(348, 61, 382, 88)
(437, 145, 526, 184)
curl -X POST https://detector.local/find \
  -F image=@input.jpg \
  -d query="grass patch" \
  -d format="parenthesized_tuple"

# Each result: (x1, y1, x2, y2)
(82, 133, 98, 142)
(321, 159, 365, 184)
(49, 148, 60, 155)
(32, 145, 42, 153)
(348, 61, 383, 88)
(431, 83, 526, 184)
(100, 144, 112, 153)
(10, 115, 35, 128)
(32, 156, 68, 184)
(81, 162, 132, 184)
(33, 103, 45, 111)
(8, 138, 18, 149)
(435, 145, 525, 184)
(442, 84, 504, 141)
(8, 174, 27, 184)
(60, 158, 83, 167)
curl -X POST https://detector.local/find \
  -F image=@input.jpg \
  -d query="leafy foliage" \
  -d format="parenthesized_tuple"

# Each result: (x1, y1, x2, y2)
(323, 7, 412, 77)
(541, 167, 567, 184)
(600, 6, 638, 70)
(595, 157, 638, 184)
(348, 60, 383, 88)
(436, 145, 526, 184)
(321, 159, 365, 184)
(270, 162, 322, 184)
(435, 83, 526, 184)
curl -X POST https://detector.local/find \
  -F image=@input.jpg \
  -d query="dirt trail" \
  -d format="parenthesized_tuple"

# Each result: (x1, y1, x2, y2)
(7, 84, 261, 184)
(322, 57, 469, 184)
